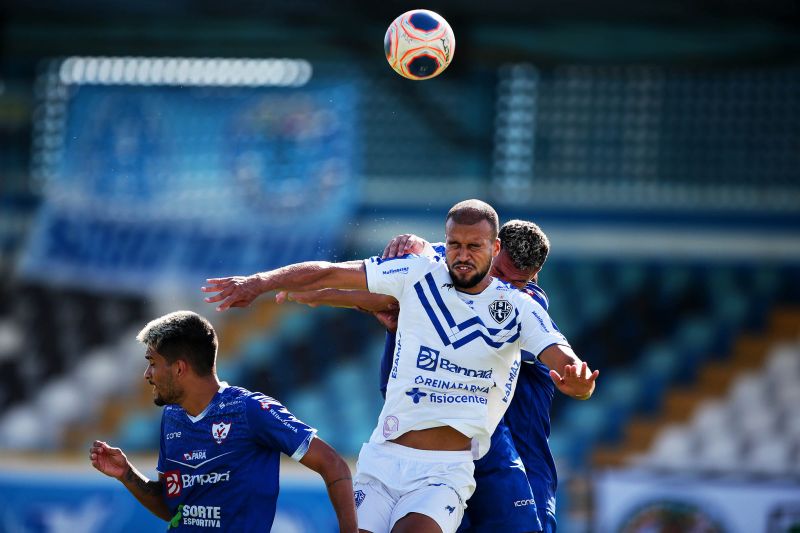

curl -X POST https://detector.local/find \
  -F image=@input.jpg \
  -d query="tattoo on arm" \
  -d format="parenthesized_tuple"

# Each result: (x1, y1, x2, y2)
(326, 476, 352, 489)
(125, 465, 163, 496)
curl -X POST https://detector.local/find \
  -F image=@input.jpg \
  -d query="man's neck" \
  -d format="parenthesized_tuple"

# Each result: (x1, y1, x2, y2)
(456, 275, 493, 295)
(180, 376, 223, 417)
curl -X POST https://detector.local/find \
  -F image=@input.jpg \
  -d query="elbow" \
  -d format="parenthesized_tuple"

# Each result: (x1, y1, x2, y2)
(324, 451, 352, 482)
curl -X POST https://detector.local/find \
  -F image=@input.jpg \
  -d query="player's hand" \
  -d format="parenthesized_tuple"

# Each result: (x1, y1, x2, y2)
(549, 362, 599, 400)
(90, 440, 129, 480)
(276, 290, 320, 307)
(382, 234, 429, 259)
(202, 275, 263, 311)
(373, 307, 399, 332)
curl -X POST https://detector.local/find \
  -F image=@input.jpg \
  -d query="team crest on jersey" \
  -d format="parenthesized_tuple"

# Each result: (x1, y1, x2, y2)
(211, 421, 231, 444)
(489, 299, 514, 324)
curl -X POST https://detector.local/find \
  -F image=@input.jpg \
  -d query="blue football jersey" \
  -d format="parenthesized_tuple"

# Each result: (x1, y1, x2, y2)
(157, 384, 316, 531)
(513, 282, 558, 529)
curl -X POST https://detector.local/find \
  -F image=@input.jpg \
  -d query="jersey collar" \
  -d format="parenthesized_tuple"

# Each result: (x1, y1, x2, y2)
(185, 381, 230, 423)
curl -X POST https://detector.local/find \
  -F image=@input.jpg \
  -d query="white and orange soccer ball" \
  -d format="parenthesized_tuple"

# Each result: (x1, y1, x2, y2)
(384, 9, 455, 80)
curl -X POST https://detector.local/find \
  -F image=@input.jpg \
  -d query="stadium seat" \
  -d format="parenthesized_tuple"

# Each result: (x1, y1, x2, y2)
(116, 411, 160, 452)
(694, 432, 742, 472)
(642, 425, 696, 470)
(689, 400, 731, 437)
(744, 435, 795, 476)
(0, 405, 52, 449)
(35, 377, 86, 428)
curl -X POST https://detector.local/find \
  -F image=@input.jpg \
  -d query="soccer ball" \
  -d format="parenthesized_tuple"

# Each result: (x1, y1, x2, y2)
(384, 9, 455, 80)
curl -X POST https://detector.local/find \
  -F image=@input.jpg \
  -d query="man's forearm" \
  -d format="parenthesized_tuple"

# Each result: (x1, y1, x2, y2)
(324, 467, 358, 533)
(299, 289, 397, 313)
(255, 261, 366, 293)
(119, 464, 171, 521)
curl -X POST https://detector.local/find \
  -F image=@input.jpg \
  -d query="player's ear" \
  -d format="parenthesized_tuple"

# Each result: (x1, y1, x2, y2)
(492, 238, 501, 257)
(174, 359, 189, 377)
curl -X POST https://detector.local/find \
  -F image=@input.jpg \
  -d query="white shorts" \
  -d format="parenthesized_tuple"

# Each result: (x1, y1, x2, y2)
(353, 441, 476, 533)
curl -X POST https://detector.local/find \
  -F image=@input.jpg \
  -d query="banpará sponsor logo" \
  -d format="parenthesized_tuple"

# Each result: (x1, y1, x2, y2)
(415, 346, 439, 371)
(439, 356, 493, 379)
(183, 450, 207, 461)
(416, 346, 492, 379)
(413, 375, 490, 395)
(165, 470, 182, 497)
(182, 505, 222, 528)
(502, 359, 520, 403)
(181, 470, 230, 488)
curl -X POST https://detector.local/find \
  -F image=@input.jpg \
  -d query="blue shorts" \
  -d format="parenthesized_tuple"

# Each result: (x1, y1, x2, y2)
(457, 423, 542, 533)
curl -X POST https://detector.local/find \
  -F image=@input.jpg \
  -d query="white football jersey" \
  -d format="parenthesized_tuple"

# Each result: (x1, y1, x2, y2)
(364, 253, 569, 458)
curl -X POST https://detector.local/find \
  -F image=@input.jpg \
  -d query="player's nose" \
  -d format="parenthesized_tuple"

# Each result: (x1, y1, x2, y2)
(456, 246, 471, 261)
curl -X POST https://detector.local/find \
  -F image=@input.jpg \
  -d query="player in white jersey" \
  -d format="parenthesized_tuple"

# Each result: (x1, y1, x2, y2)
(202, 199, 597, 533)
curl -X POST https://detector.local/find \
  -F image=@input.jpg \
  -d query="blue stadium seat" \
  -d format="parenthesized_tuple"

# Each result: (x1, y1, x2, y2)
(117, 411, 160, 452)
(638, 344, 681, 412)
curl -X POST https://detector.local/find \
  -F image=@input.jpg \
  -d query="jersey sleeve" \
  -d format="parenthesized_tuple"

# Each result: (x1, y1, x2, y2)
(246, 394, 317, 461)
(519, 297, 570, 362)
(363, 254, 438, 299)
(156, 411, 167, 474)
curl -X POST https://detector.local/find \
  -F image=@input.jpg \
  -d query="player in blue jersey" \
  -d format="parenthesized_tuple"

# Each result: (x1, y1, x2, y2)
(277, 220, 572, 532)
(89, 311, 358, 532)
(203, 201, 597, 533)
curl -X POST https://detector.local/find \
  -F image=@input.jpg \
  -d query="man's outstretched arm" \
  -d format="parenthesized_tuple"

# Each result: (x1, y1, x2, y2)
(90, 440, 172, 521)
(202, 260, 367, 311)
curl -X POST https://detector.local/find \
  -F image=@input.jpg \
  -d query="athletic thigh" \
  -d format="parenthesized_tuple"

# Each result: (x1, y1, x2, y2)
(392, 483, 465, 533)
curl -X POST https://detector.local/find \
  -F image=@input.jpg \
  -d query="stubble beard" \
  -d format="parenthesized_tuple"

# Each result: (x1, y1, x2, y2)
(153, 379, 180, 406)
(449, 263, 490, 290)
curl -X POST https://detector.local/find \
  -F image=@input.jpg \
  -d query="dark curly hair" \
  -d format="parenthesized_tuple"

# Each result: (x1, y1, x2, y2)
(498, 219, 550, 272)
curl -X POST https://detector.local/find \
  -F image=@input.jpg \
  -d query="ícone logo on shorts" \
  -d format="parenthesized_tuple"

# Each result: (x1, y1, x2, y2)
(354, 490, 366, 509)
(446, 505, 455, 515)
(416, 346, 440, 371)
(211, 421, 231, 444)
(489, 299, 514, 324)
